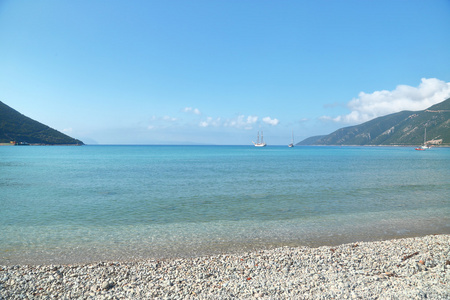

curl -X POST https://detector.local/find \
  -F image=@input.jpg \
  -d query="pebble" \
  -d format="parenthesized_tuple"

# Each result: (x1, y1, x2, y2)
(1, 234, 449, 299)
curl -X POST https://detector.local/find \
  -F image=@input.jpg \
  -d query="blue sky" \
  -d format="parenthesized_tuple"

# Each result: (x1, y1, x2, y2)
(1, 0, 449, 145)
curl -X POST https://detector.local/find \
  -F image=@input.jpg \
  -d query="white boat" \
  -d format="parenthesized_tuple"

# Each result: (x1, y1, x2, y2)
(415, 128, 430, 151)
(288, 131, 294, 147)
(253, 131, 266, 147)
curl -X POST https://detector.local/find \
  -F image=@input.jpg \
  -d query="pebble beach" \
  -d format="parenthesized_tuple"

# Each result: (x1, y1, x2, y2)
(1, 234, 449, 299)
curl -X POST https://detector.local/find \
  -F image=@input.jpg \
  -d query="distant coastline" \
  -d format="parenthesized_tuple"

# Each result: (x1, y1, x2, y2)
(3, 143, 448, 147)
(0, 143, 83, 146)
(295, 144, 450, 147)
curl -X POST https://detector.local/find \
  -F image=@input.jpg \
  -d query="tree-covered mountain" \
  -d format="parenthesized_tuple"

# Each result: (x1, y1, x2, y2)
(298, 98, 450, 146)
(0, 101, 84, 145)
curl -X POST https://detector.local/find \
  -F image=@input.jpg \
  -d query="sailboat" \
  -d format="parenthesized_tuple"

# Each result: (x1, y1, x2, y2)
(253, 131, 266, 147)
(288, 131, 294, 147)
(415, 128, 430, 151)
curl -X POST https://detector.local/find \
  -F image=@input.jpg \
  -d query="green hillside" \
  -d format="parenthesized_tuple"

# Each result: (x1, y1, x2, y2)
(0, 101, 84, 145)
(299, 98, 450, 146)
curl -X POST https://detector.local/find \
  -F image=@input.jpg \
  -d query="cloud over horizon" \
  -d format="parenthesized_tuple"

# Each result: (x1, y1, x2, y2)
(198, 114, 280, 129)
(224, 115, 259, 129)
(322, 78, 450, 124)
(200, 117, 221, 128)
(262, 116, 280, 126)
(183, 107, 201, 115)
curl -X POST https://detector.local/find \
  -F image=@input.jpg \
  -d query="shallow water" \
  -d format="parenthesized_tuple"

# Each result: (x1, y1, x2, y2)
(1, 145, 449, 264)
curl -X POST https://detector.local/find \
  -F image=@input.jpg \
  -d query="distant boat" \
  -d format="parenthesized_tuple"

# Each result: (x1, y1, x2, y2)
(415, 128, 430, 151)
(253, 131, 267, 147)
(288, 131, 294, 147)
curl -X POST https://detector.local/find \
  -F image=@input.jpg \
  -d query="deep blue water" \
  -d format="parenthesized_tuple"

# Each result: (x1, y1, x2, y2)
(1, 145, 449, 264)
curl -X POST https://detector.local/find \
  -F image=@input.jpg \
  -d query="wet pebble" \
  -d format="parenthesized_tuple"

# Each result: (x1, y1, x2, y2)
(1, 234, 449, 299)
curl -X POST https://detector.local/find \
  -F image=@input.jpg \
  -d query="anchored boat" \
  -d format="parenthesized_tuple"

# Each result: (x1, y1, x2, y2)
(253, 131, 266, 147)
(415, 128, 430, 151)
(288, 131, 294, 147)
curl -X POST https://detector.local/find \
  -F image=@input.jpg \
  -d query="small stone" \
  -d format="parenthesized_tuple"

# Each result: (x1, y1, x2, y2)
(102, 281, 114, 290)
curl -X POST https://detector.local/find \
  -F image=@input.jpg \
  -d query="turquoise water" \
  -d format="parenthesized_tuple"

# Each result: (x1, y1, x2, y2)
(1, 145, 449, 264)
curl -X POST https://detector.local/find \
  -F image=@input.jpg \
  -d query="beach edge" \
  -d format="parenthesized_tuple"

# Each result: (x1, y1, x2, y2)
(1, 234, 449, 299)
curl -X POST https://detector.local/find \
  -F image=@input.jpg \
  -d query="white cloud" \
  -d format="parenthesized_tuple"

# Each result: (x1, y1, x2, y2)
(199, 115, 259, 129)
(199, 117, 221, 127)
(224, 115, 258, 129)
(247, 115, 258, 124)
(262, 116, 280, 126)
(163, 116, 177, 122)
(62, 128, 73, 133)
(323, 78, 450, 124)
(183, 107, 201, 115)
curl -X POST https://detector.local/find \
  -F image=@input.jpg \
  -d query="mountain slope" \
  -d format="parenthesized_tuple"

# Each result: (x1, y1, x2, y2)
(0, 101, 84, 145)
(296, 135, 326, 146)
(300, 98, 450, 146)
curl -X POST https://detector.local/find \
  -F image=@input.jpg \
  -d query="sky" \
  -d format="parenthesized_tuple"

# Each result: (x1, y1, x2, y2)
(1, 0, 450, 145)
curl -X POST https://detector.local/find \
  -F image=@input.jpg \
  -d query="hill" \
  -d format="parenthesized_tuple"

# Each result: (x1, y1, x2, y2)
(0, 101, 84, 145)
(299, 98, 450, 146)
(296, 135, 326, 146)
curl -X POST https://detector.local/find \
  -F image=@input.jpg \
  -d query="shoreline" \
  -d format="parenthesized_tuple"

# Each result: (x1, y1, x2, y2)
(3, 220, 448, 266)
(1, 234, 448, 299)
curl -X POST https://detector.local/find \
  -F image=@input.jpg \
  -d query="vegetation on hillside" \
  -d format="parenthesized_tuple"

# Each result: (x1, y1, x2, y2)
(299, 98, 450, 146)
(0, 101, 84, 145)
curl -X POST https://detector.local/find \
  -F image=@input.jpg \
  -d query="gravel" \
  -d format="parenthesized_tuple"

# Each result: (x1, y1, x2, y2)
(1, 234, 449, 299)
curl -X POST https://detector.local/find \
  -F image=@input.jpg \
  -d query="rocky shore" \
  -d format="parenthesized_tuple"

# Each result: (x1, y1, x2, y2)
(1, 234, 449, 299)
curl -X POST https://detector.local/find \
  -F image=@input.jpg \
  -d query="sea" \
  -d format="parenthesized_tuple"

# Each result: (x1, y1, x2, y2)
(1, 145, 449, 265)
